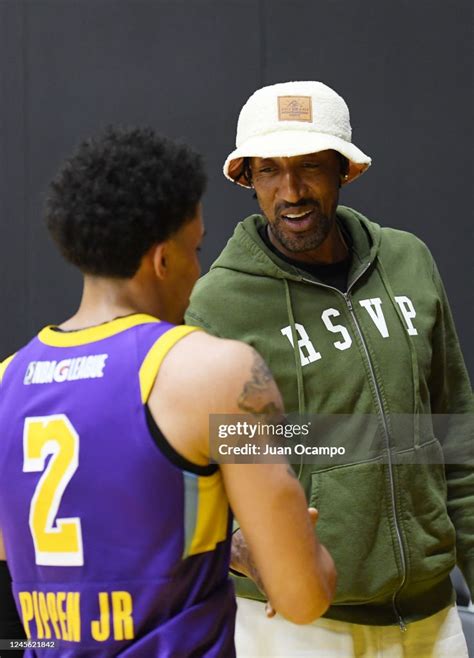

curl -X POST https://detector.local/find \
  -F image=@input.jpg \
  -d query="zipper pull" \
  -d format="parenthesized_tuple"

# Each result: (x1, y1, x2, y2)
(345, 294, 353, 312)
(398, 617, 408, 632)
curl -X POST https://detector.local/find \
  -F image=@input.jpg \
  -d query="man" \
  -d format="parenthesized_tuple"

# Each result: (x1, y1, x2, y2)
(186, 81, 473, 656)
(0, 127, 336, 657)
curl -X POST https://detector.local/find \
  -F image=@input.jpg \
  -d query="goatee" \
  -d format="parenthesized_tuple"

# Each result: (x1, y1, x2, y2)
(269, 211, 333, 253)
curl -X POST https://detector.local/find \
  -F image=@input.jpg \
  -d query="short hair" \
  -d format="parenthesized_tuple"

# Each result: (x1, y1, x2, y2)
(45, 126, 206, 277)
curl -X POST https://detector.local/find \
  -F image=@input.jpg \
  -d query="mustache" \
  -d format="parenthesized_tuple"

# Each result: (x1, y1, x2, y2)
(275, 198, 320, 216)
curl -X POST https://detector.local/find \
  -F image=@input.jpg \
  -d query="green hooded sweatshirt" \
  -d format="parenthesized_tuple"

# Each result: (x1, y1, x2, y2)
(185, 206, 473, 627)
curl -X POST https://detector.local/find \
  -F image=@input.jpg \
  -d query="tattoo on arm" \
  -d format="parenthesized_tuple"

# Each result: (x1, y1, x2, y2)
(231, 530, 267, 594)
(237, 351, 280, 415)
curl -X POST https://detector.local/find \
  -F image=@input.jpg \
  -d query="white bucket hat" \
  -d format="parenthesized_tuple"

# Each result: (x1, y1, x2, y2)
(223, 81, 372, 187)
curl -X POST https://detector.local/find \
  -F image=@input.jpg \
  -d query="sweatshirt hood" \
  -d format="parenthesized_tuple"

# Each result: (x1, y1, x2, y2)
(210, 205, 382, 283)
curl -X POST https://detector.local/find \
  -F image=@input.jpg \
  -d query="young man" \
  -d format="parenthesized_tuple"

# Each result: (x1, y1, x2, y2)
(186, 81, 473, 656)
(0, 127, 336, 657)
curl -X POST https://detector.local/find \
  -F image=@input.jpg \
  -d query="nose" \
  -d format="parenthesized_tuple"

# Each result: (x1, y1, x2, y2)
(277, 169, 306, 204)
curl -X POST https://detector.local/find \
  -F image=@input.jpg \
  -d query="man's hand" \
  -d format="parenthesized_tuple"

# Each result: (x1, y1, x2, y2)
(231, 508, 320, 618)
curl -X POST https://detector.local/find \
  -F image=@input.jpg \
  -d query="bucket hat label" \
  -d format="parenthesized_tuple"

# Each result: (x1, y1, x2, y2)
(277, 96, 312, 122)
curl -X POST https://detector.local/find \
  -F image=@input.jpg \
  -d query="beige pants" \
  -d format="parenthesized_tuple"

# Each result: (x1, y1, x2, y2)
(235, 598, 469, 658)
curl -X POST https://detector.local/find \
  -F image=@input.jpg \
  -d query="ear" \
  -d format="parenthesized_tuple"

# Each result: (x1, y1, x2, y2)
(339, 173, 349, 188)
(151, 243, 169, 280)
(338, 154, 350, 186)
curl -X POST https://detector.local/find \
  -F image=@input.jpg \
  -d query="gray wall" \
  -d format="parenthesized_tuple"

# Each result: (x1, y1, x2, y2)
(1, 0, 472, 377)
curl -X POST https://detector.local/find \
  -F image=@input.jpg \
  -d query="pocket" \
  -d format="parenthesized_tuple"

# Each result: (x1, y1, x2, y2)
(396, 440, 456, 582)
(310, 460, 400, 604)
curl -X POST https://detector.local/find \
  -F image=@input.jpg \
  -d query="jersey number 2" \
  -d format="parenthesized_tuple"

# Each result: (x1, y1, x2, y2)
(23, 415, 83, 566)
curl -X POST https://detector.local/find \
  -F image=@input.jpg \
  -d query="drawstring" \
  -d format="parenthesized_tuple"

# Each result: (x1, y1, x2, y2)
(283, 279, 306, 479)
(377, 259, 421, 448)
(283, 279, 306, 413)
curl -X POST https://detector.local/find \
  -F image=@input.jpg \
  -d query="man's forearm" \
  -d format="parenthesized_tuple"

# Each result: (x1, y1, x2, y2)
(230, 529, 266, 594)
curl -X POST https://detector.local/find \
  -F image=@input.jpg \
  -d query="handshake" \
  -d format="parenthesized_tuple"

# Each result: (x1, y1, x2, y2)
(230, 507, 337, 624)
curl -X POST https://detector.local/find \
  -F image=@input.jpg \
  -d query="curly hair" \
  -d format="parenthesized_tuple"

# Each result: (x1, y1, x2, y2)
(45, 127, 206, 277)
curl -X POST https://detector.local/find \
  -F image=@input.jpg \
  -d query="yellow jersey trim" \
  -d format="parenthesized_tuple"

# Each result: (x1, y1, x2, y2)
(37, 314, 160, 347)
(139, 325, 200, 404)
(184, 470, 229, 558)
(0, 353, 17, 383)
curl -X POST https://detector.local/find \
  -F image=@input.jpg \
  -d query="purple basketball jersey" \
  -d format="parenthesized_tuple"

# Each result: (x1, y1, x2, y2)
(0, 314, 236, 657)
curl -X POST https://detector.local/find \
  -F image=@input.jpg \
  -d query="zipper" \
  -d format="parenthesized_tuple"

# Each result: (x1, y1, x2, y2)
(301, 266, 408, 630)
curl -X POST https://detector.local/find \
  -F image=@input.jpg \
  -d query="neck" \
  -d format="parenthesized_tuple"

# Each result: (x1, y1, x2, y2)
(59, 276, 163, 330)
(268, 219, 349, 265)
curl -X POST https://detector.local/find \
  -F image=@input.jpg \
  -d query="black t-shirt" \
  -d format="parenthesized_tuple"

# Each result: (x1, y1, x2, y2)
(258, 223, 351, 293)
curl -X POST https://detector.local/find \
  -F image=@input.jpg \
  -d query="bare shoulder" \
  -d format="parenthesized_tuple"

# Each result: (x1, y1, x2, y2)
(161, 329, 241, 362)
(154, 330, 282, 415)
(148, 330, 283, 466)
(157, 330, 253, 375)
